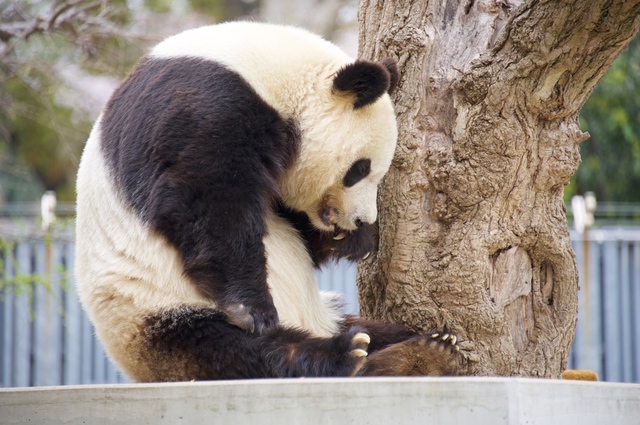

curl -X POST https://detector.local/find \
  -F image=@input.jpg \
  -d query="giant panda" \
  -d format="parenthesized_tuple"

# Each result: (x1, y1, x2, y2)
(75, 21, 459, 382)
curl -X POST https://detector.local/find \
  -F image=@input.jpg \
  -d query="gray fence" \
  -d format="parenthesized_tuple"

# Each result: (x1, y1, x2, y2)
(1, 224, 639, 387)
(0, 229, 126, 386)
(569, 228, 640, 382)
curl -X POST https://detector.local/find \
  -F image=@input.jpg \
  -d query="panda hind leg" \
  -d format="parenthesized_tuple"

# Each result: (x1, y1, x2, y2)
(141, 307, 370, 381)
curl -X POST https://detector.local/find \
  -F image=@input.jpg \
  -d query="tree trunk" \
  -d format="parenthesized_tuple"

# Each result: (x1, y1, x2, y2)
(357, 0, 640, 377)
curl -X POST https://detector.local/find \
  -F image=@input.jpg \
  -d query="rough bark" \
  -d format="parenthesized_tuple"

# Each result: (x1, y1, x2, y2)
(357, 0, 640, 377)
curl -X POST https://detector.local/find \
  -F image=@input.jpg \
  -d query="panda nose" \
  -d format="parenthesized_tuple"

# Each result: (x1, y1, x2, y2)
(355, 218, 363, 228)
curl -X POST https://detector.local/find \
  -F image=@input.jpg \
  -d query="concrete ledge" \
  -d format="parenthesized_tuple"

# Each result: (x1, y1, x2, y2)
(2, 377, 639, 424)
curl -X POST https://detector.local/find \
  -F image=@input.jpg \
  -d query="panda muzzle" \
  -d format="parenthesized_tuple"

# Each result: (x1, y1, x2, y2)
(319, 205, 339, 228)
(319, 204, 351, 239)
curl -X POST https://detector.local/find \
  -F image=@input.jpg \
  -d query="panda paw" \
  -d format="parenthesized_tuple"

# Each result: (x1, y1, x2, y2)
(328, 224, 375, 262)
(425, 331, 460, 358)
(357, 331, 460, 377)
(223, 301, 279, 334)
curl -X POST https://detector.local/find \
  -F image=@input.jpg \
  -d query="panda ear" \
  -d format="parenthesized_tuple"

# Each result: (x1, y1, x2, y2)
(333, 59, 398, 109)
(380, 58, 399, 95)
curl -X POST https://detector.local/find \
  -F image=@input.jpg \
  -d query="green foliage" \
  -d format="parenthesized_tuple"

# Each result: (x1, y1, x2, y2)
(0, 0, 141, 203)
(567, 34, 640, 202)
(1, 72, 90, 202)
(145, 0, 172, 14)
(187, 0, 258, 21)
(0, 238, 50, 296)
(0, 0, 264, 204)
(0, 230, 72, 319)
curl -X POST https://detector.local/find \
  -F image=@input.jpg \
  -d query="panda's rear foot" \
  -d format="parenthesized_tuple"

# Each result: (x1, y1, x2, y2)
(357, 331, 460, 376)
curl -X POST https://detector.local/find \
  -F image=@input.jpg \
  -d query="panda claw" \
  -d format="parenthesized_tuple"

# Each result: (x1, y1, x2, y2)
(333, 231, 347, 240)
(353, 332, 371, 345)
(362, 252, 371, 260)
(351, 348, 368, 357)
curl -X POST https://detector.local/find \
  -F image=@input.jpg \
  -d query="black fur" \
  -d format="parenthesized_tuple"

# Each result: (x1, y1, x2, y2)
(333, 61, 392, 109)
(100, 57, 299, 334)
(141, 306, 456, 380)
(343, 158, 371, 187)
(276, 202, 374, 267)
(380, 58, 399, 95)
(142, 307, 370, 380)
(342, 315, 417, 352)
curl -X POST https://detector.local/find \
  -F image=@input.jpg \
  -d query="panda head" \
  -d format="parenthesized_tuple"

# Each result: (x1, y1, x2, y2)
(280, 58, 399, 234)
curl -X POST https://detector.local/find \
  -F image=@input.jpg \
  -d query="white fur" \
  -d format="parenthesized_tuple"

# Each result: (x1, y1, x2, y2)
(263, 213, 341, 337)
(150, 22, 352, 117)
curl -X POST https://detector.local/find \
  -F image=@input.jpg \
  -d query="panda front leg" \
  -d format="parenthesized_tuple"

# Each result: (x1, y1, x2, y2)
(274, 203, 374, 267)
(139, 307, 371, 381)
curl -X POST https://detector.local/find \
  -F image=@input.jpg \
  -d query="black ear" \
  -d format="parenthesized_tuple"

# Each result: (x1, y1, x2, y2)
(333, 59, 397, 109)
(380, 58, 399, 95)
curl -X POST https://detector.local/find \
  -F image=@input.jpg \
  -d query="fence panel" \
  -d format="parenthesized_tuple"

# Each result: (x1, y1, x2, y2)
(0, 243, 15, 386)
(14, 241, 33, 387)
(33, 239, 64, 386)
(602, 241, 622, 381)
(316, 260, 358, 314)
(571, 238, 604, 377)
(633, 242, 640, 382)
(1, 225, 640, 386)
(619, 242, 634, 383)
(0, 229, 128, 387)
(63, 242, 82, 385)
(571, 230, 640, 382)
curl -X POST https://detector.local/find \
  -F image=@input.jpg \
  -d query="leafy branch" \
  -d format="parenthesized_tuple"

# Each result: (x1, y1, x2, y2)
(0, 0, 126, 67)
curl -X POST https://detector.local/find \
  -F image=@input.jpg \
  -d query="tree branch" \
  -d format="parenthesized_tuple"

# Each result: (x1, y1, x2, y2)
(0, 0, 111, 63)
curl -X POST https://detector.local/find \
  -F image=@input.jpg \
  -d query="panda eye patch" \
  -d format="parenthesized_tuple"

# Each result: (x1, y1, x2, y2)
(343, 159, 371, 187)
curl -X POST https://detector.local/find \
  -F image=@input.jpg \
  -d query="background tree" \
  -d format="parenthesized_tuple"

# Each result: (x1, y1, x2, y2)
(357, 0, 640, 377)
(0, 0, 357, 204)
(0, 0, 138, 202)
(0, 0, 243, 203)
(567, 34, 640, 203)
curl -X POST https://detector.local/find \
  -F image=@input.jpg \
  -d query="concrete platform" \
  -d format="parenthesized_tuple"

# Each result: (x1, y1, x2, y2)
(1, 377, 639, 424)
